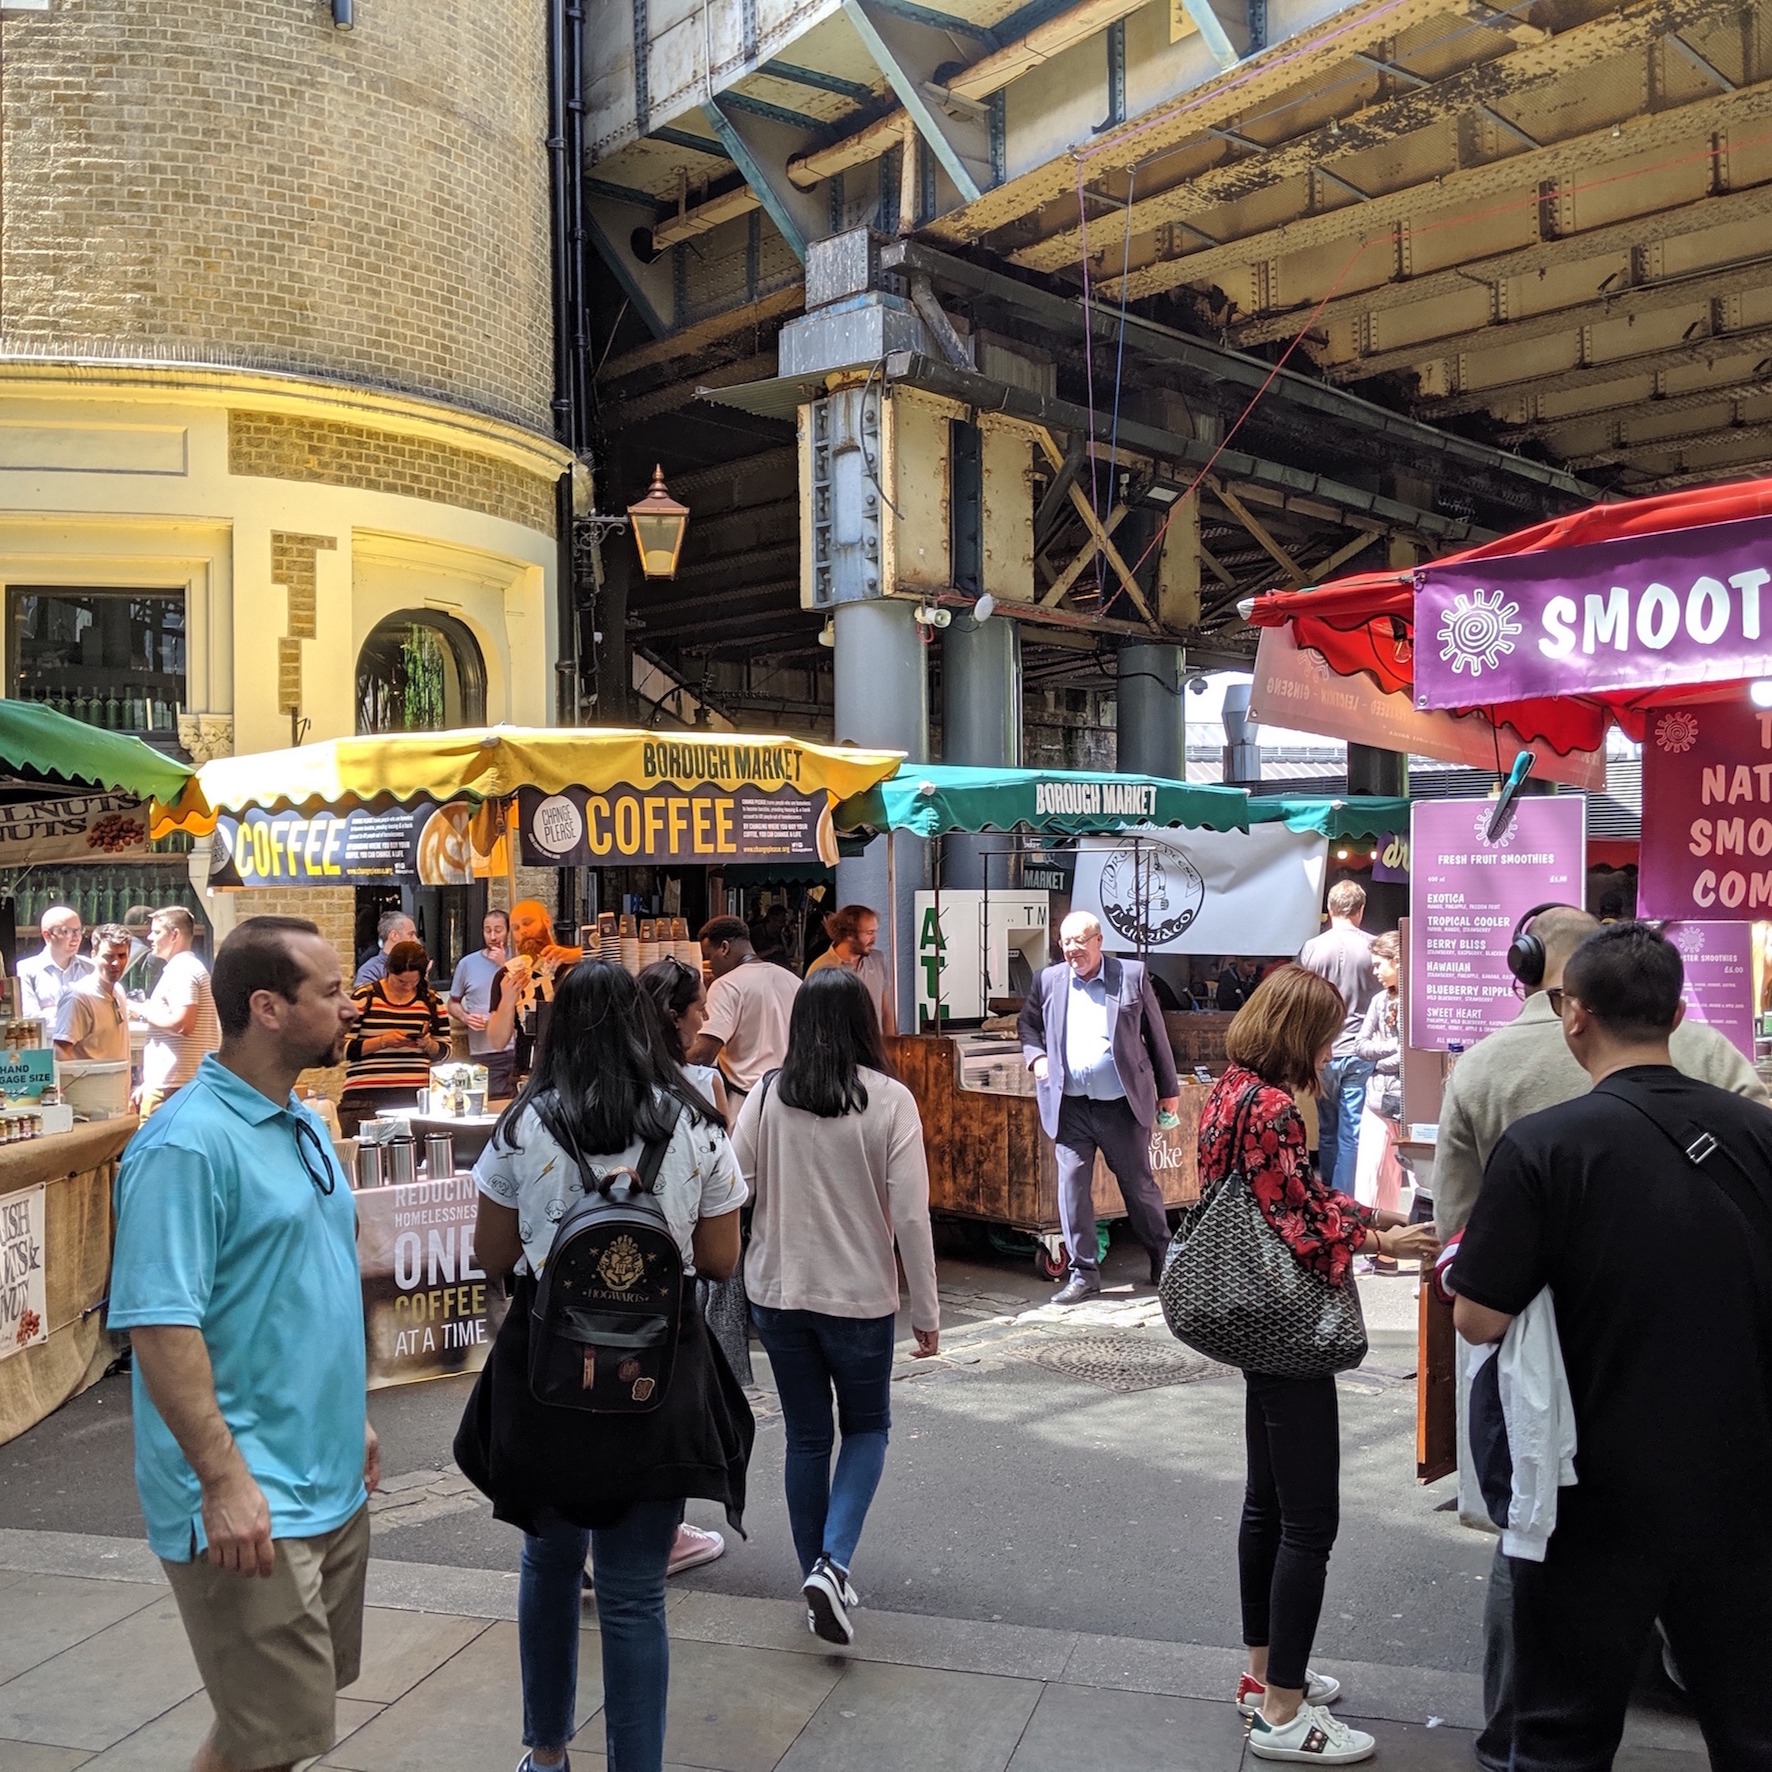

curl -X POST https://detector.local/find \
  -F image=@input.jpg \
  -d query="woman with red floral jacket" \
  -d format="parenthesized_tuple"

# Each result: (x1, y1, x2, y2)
(1200, 964, 1439, 1764)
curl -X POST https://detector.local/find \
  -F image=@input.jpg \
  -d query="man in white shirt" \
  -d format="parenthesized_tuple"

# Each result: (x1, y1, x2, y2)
(448, 909, 516, 1096)
(689, 915, 799, 1105)
(53, 924, 133, 1064)
(18, 904, 93, 1027)
(1297, 879, 1378, 1189)
(133, 906, 221, 1115)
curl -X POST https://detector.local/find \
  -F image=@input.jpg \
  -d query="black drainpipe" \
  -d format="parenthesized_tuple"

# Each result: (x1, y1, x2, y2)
(548, 0, 594, 724)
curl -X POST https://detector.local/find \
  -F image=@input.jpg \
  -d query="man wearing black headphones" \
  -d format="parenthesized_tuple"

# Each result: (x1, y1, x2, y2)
(1434, 901, 1766, 1772)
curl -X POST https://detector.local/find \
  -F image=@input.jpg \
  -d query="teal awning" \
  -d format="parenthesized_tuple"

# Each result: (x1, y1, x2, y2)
(0, 701, 193, 803)
(835, 763, 1249, 838)
(1247, 795, 1410, 839)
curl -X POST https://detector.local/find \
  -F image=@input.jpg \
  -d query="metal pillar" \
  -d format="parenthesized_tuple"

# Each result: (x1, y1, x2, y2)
(1115, 642, 1186, 781)
(941, 613, 1021, 889)
(834, 597, 929, 1027)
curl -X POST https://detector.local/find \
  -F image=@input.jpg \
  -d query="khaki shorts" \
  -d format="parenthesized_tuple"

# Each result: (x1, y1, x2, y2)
(162, 1503, 369, 1768)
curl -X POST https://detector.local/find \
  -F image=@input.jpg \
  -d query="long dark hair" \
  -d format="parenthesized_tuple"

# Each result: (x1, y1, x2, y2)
(776, 967, 890, 1118)
(494, 959, 716, 1155)
(636, 956, 701, 1064)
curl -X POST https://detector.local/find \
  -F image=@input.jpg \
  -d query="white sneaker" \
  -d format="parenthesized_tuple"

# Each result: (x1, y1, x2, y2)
(1247, 1703, 1374, 1764)
(802, 1556, 858, 1645)
(1237, 1669, 1343, 1713)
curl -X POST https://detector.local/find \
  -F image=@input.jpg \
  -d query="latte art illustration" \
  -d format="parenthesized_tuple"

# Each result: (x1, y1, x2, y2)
(417, 804, 474, 884)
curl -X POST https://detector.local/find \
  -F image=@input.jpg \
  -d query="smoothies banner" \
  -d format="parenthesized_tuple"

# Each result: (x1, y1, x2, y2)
(207, 799, 484, 888)
(0, 792, 153, 866)
(519, 782, 840, 867)
(1663, 921, 1755, 1058)
(1409, 797, 1586, 1048)
(1638, 701, 1772, 921)
(1073, 824, 1328, 955)
(1, 1185, 47, 1361)
(1416, 513, 1772, 708)
(1251, 624, 1606, 790)
(356, 1174, 498, 1390)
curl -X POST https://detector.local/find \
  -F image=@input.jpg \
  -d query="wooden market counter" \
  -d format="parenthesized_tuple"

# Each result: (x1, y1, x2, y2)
(886, 1032, 1210, 1265)
(0, 1117, 135, 1446)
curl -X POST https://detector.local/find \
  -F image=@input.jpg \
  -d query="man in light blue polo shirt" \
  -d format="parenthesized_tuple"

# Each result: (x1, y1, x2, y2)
(109, 915, 374, 1772)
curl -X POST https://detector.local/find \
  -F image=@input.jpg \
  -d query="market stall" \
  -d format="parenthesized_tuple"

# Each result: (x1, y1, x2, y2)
(1250, 475, 1772, 1477)
(158, 724, 904, 1383)
(0, 703, 199, 1439)
(834, 763, 1256, 1273)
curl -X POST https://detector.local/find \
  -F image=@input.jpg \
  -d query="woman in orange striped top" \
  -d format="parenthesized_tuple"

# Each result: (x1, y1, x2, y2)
(341, 939, 448, 1135)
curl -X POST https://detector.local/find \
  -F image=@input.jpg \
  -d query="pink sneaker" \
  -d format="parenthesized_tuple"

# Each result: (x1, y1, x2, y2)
(668, 1523, 726, 1576)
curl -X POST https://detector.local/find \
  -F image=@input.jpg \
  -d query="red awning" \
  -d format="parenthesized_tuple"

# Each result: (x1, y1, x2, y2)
(1248, 476, 1772, 756)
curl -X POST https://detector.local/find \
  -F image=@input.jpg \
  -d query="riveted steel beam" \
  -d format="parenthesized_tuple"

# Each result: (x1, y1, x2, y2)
(1002, 0, 1735, 273)
(1104, 70, 1772, 304)
(702, 98, 831, 261)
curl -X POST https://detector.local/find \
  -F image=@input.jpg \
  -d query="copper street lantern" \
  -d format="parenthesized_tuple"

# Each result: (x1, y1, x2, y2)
(627, 465, 690, 579)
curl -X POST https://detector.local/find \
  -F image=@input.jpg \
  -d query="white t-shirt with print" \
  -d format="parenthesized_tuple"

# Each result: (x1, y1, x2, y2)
(473, 1092, 747, 1276)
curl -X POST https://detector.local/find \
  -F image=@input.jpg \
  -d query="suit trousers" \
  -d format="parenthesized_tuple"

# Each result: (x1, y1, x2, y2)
(1053, 1094, 1170, 1274)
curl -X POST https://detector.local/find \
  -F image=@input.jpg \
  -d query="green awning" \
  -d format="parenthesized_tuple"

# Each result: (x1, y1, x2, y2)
(835, 763, 1249, 838)
(1247, 795, 1410, 839)
(0, 701, 193, 803)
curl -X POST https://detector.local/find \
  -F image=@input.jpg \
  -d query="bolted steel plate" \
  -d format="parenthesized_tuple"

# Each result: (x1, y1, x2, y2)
(1017, 1333, 1230, 1393)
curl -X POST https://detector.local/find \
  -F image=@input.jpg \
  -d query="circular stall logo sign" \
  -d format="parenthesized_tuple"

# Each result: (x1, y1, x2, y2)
(528, 793, 584, 857)
(1097, 842, 1205, 947)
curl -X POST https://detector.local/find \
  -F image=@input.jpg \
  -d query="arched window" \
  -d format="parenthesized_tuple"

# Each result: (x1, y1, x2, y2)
(355, 612, 486, 735)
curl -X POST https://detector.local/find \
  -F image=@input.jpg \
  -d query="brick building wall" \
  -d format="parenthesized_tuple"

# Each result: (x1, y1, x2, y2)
(0, 0, 554, 435)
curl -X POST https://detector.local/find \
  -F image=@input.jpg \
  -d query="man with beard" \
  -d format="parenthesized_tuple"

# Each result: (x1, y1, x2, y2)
(485, 898, 582, 1086)
(108, 917, 378, 1772)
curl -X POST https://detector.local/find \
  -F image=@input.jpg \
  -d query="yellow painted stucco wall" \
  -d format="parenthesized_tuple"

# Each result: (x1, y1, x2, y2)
(0, 366, 570, 753)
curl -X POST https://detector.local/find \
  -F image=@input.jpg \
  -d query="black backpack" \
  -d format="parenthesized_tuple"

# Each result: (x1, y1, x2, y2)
(528, 1099, 684, 1414)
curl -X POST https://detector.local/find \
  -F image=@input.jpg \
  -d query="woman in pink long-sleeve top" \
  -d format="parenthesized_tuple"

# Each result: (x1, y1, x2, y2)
(731, 968, 939, 1650)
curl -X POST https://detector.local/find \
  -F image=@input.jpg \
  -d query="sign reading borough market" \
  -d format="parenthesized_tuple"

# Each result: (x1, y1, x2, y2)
(517, 740, 843, 867)
(1415, 513, 1772, 708)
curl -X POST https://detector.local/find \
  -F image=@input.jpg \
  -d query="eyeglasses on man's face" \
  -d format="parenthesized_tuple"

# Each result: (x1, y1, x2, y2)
(1546, 988, 1566, 1018)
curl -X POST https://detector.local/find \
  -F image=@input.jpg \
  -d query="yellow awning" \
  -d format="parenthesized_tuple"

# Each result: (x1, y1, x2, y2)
(154, 725, 904, 838)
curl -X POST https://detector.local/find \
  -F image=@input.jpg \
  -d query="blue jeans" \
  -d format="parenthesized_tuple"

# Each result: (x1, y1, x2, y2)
(518, 1498, 683, 1770)
(1315, 1055, 1372, 1191)
(750, 1304, 894, 1578)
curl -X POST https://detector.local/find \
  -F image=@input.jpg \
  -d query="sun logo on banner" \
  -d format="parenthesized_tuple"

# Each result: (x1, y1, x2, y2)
(1653, 710, 1700, 753)
(1437, 589, 1522, 677)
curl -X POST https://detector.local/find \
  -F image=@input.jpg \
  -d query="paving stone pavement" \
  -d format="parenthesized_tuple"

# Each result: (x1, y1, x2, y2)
(0, 1529, 1707, 1772)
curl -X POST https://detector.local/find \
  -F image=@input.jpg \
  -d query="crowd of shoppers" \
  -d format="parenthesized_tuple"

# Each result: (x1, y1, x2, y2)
(95, 877, 1772, 1772)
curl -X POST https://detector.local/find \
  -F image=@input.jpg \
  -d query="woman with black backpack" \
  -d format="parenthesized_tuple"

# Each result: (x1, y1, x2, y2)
(459, 960, 752, 1772)
(732, 967, 939, 1647)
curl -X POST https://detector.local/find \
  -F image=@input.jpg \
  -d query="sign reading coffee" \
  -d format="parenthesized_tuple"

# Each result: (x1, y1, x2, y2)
(208, 799, 480, 888)
(1638, 700, 1772, 921)
(518, 782, 840, 867)
(1415, 513, 1772, 708)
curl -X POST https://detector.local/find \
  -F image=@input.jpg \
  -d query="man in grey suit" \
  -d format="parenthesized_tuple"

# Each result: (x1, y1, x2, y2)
(1019, 911, 1180, 1304)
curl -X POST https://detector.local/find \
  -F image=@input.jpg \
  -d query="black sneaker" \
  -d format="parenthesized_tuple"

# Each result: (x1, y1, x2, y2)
(802, 1556, 857, 1645)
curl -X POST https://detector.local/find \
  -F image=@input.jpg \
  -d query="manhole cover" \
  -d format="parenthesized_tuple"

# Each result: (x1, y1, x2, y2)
(1018, 1332, 1228, 1392)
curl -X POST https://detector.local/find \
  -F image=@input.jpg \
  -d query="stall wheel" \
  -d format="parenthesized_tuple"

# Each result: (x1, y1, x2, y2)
(1034, 1240, 1068, 1281)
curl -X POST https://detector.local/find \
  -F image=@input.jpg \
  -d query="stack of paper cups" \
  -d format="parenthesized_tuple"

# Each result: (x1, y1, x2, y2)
(618, 912, 640, 976)
(673, 917, 701, 973)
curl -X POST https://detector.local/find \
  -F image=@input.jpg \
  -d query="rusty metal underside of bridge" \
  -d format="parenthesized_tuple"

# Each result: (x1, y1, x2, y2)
(582, 0, 1772, 727)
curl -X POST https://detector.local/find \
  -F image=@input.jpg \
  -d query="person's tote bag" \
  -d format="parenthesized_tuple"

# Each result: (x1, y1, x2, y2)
(1159, 1084, 1369, 1376)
